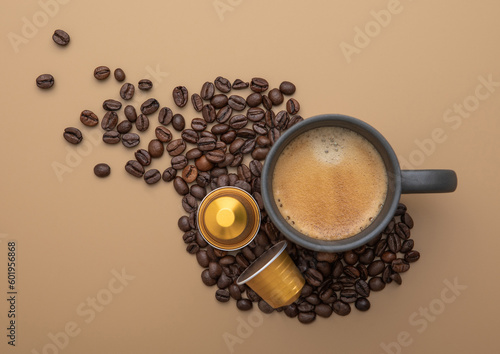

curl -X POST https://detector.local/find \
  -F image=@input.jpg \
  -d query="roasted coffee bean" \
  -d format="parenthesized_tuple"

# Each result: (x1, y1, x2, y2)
(215, 106, 232, 123)
(250, 77, 268, 93)
(219, 255, 235, 266)
(367, 234, 382, 247)
(236, 299, 253, 311)
(340, 289, 358, 303)
(230, 153, 242, 167)
(252, 122, 268, 135)
(134, 149, 151, 167)
(114, 68, 126, 81)
(195, 156, 214, 172)
(236, 254, 250, 268)
(251, 147, 269, 160)
(52, 29, 70, 45)
(148, 139, 164, 158)
(279, 81, 296, 95)
(116, 120, 132, 134)
(390, 272, 403, 285)
(219, 130, 236, 144)
(384, 220, 395, 233)
(206, 149, 226, 164)
(382, 266, 393, 284)
(244, 289, 261, 303)
(171, 155, 188, 170)
(240, 139, 256, 154)
(319, 288, 337, 304)
(182, 194, 197, 213)
(214, 76, 231, 93)
(298, 301, 315, 313)
(274, 110, 289, 130)
(211, 167, 228, 178)
(265, 110, 275, 128)
(396, 223, 411, 240)
(215, 289, 230, 303)
(122, 133, 140, 148)
(305, 268, 323, 287)
(217, 154, 234, 168)
(216, 173, 229, 188)
(63, 127, 82, 144)
(399, 240, 414, 254)
(209, 261, 223, 279)
(355, 279, 370, 297)
(375, 238, 388, 256)
(202, 104, 216, 123)
(153, 126, 172, 143)
(258, 300, 274, 314)
(172, 114, 185, 131)
(381, 251, 397, 264)
(80, 110, 98, 127)
(101, 111, 118, 131)
(120, 83, 135, 100)
(138, 79, 152, 91)
(227, 115, 247, 130)
(404, 250, 420, 263)
(210, 94, 228, 109)
(232, 79, 249, 89)
(228, 284, 242, 300)
(333, 301, 351, 316)
(246, 93, 262, 107)
(229, 138, 245, 154)
(332, 260, 344, 278)
(173, 86, 188, 107)
(190, 93, 204, 112)
(93, 163, 110, 177)
(200, 82, 215, 100)
(286, 98, 300, 114)
(173, 177, 189, 195)
(181, 129, 199, 144)
(258, 95, 270, 110)
(395, 203, 407, 216)
(210, 124, 229, 136)
(237, 128, 256, 139)
(247, 107, 265, 122)
(135, 114, 149, 132)
(198, 137, 217, 151)
(94, 66, 110, 80)
(103, 131, 120, 144)
(103, 99, 122, 111)
(268, 88, 284, 105)
(368, 260, 385, 276)
(182, 165, 198, 183)
(200, 131, 216, 139)
(391, 259, 410, 273)
(249, 160, 263, 177)
(355, 297, 371, 311)
(162, 167, 177, 182)
(287, 115, 303, 129)
(158, 107, 173, 125)
(190, 118, 207, 132)
(402, 213, 414, 228)
(369, 277, 386, 291)
(228, 95, 246, 111)
(268, 128, 280, 144)
(316, 252, 338, 263)
(201, 269, 217, 286)
(344, 265, 360, 278)
(196, 172, 210, 187)
(144, 169, 161, 184)
(196, 250, 209, 268)
(234, 180, 251, 193)
(217, 273, 232, 289)
(387, 233, 402, 253)
(141, 98, 159, 115)
(256, 136, 271, 147)
(124, 105, 137, 122)
(125, 160, 144, 177)
(284, 304, 299, 318)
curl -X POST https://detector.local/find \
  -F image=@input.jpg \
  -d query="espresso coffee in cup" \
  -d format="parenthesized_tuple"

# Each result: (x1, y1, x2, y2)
(272, 126, 388, 240)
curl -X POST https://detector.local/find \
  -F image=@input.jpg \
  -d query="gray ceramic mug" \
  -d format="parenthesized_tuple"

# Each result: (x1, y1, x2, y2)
(261, 114, 458, 252)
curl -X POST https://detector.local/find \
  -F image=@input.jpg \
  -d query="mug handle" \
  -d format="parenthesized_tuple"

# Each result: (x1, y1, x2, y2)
(401, 170, 457, 194)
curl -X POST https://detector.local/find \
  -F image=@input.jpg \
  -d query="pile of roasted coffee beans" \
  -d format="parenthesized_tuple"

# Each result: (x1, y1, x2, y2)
(46, 30, 420, 322)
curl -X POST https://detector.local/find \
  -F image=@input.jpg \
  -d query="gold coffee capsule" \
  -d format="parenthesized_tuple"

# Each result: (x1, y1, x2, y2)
(197, 187, 261, 251)
(237, 241, 305, 308)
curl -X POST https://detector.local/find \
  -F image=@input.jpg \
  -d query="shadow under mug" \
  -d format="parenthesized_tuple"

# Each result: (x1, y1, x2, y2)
(261, 114, 458, 253)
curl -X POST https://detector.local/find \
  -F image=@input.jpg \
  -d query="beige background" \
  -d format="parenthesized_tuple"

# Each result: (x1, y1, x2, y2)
(1, 0, 499, 353)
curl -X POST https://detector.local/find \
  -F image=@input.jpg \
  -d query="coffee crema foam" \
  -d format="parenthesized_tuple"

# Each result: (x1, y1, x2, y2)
(272, 126, 388, 241)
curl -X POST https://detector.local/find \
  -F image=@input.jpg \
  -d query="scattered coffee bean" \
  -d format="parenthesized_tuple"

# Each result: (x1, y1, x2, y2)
(122, 133, 140, 148)
(279, 81, 296, 95)
(103, 131, 120, 144)
(148, 139, 164, 158)
(144, 169, 161, 184)
(182, 165, 198, 183)
(135, 149, 151, 166)
(173, 86, 189, 107)
(232, 79, 249, 89)
(114, 68, 126, 81)
(124, 105, 137, 122)
(135, 114, 149, 132)
(141, 98, 160, 115)
(52, 29, 70, 46)
(93, 163, 110, 177)
(268, 88, 284, 105)
(250, 77, 269, 93)
(116, 120, 132, 134)
(101, 111, 118, 131)
(211, 94, 228, 109)
(125, 160, 144, 177)
(36, 74, 54, 89)
(236, 299, 253, 311)
(158, 107, 173, 126)
(162, 167, 177, 182)
(215, 289, 230, 302)
(228, 95, 246, 111)
(246, 93, 262, 107)
(172, 155, 188, 170)
(63, 127, 82, 144)
(94, 66, 110, 80)
(355, 298, 371, 311)
(167, 139, 186, 156)
(80, 110, 98, 127)
(286, 98, 300, 114)
(120, 83, 135, 100)
(214, 76, 231, 93)
(181, 129, 199, 144)
(138, 79, 152, 91)
(103, 99, 122, 111)
(172, 114, 186, 131)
